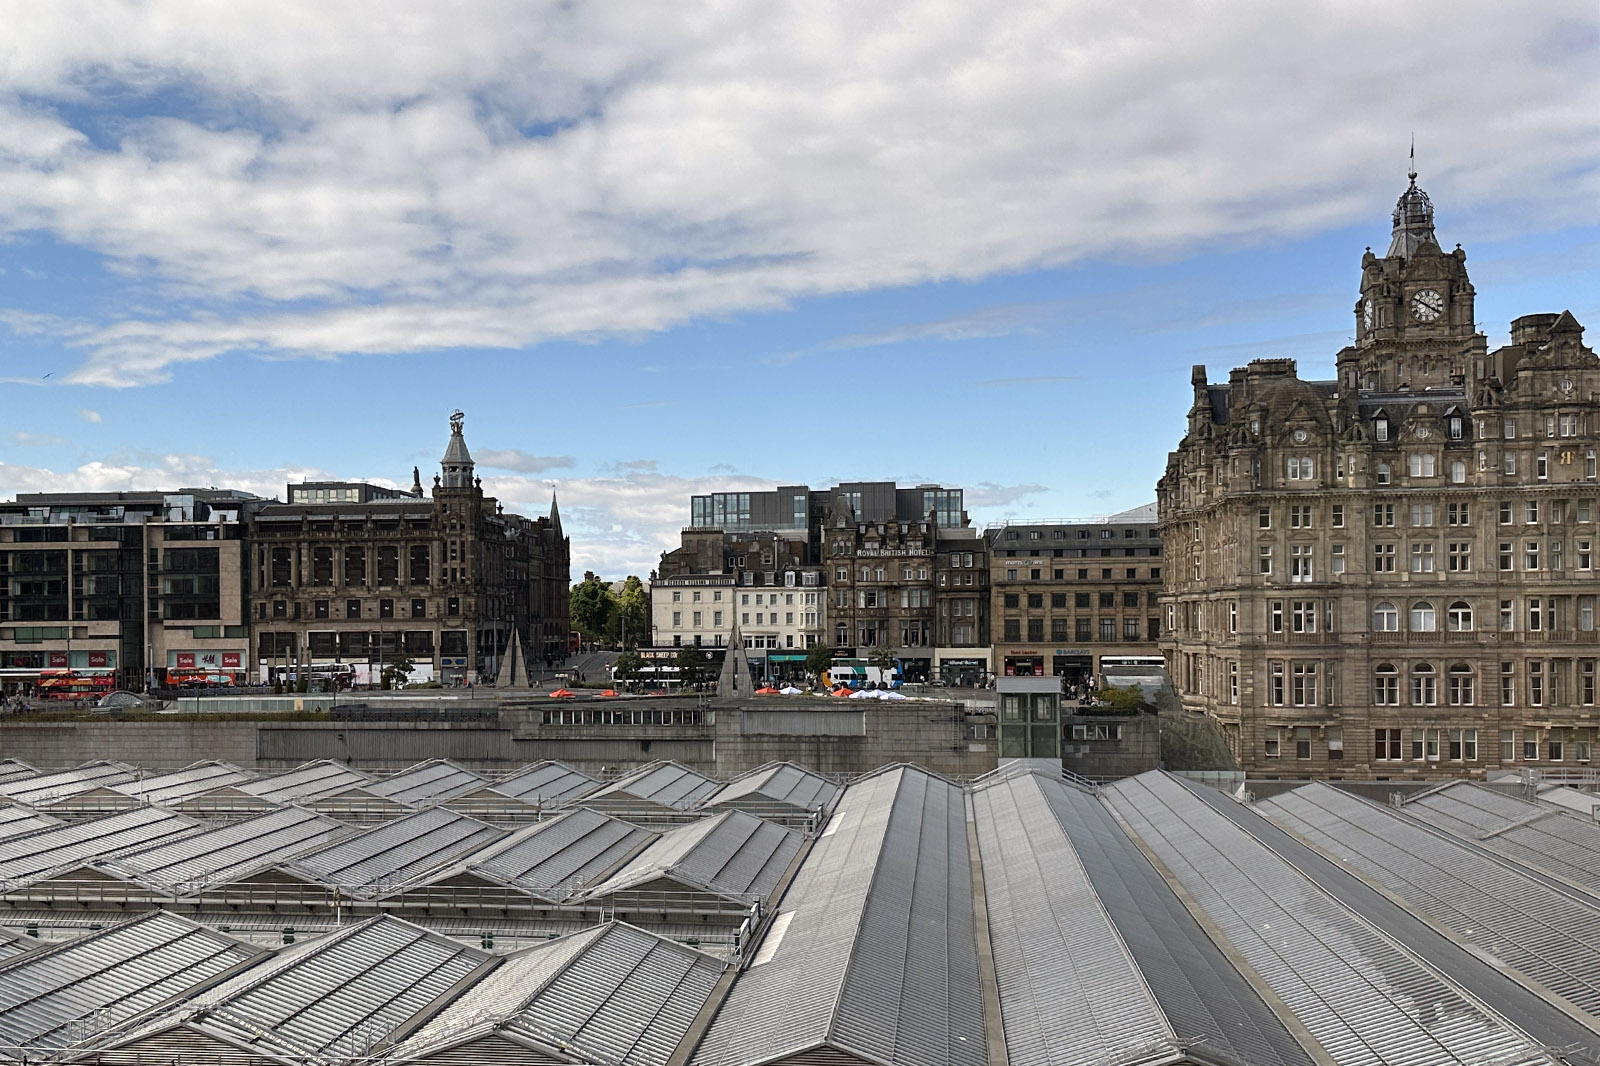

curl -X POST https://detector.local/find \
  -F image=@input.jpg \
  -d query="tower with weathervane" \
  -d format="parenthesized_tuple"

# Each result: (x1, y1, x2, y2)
(1160, 167, 1598, 781)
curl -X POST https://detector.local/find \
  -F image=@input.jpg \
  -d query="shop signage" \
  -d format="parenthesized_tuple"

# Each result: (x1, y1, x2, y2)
(48, 652, 68, 667)
(855, 548, 933, 557)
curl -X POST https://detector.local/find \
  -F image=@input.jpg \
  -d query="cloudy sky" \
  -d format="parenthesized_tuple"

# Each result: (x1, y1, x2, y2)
(2, 1, 1598, 579)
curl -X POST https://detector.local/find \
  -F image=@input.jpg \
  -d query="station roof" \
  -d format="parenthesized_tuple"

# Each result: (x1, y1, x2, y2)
(0, 911, 260, 1059)
(0, 761, 136, 807)
(0, 807, 200, 889)
(365, 759, 490, 806)
(487, 759, 601, 805)
(585, 761, 721, 815)
(389, 921, 727, 1066)
(98, 806, 351, 894)
(701, 762, 842, 820)
(284, 807, 505, 899)
(578, 809, 801, 908)
(434, 807, 656, 903)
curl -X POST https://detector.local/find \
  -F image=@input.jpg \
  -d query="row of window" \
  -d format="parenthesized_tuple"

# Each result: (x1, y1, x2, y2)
(260, 597, 462, 621)
(1253, 536, 1598, 579)
(1002, 617, 1157, 642)
(1003, 591, 1157, 610)
(1264, 726, 1596, 764)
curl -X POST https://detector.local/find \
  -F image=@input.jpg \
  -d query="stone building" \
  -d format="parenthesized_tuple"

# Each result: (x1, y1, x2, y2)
(1160, 169, 1599, 779)
(0, 490, 257, 695)
(986, 506, 1163, 684)
(248, 413, 569, 685)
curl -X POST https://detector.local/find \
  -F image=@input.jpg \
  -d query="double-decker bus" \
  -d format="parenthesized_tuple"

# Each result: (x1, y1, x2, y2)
(36, 670, 117, 700)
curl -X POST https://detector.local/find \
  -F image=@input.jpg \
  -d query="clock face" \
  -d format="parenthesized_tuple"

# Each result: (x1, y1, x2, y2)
(1293, 429, 1308, 443)
(1411, 288, 1444, 323)
(1363, 298, 1374, 330)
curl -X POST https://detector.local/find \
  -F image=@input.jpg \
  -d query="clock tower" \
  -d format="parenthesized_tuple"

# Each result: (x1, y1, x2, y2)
(1349, 168, 1480, 392)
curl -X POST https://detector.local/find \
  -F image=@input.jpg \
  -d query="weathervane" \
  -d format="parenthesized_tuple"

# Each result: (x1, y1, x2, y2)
(449, 409, 465, 432)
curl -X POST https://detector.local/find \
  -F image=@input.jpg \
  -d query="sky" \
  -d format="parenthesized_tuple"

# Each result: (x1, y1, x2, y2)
(2, 1, 1598, 581)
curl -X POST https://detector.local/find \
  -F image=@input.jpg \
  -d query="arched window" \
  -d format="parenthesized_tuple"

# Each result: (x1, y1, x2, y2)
(1450, 460, 1467, 483)
(1448, 663, 1474, 706)
(1376, 462, 1391, 485)
(1411, 662, 1437, 706)
(1410, 601, 1436, 632)
(1373, 601, 1398, 632)
(1447, 601, 1473, 632)
(1408, 454, 1436, 477)
(1374, 663, 1399, 705)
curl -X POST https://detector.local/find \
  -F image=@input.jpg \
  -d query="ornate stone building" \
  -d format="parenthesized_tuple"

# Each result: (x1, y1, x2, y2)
(248, 413, 570, 684)
(1160, 171, 1598, 778)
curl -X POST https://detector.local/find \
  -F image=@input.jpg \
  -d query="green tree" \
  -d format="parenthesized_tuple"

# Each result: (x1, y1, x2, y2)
(569, 572, 615, 644)
(676, 644, 707, 688)
(612, 651, 644, 681)
(805, 642, 835, 678)
(382, 656, 415, 690)
(607, 575, 650, 648)
(1095, 683, 1149, 716)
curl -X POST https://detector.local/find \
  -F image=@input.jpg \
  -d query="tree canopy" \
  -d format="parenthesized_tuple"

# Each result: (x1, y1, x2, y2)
(569, 572, 651, 648)
(568, 573, 615, 642)
(805, 642, 836, 676)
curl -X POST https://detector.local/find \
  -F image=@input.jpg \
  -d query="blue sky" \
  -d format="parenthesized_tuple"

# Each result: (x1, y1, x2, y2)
(2, 2, 1598, 579)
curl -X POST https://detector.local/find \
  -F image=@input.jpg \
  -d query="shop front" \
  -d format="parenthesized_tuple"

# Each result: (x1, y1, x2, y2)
(3, 649, 120, 698)
(937, 656, 987, 687)
(167, 649, 246, 687)
(765, 651, 808, 683)
(1001, 650, 1044, 676)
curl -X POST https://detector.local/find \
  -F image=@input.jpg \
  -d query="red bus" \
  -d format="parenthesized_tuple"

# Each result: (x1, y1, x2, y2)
(36, 670, 117, 700)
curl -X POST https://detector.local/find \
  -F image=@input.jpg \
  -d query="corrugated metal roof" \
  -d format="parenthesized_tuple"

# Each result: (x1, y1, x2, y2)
(0, 802, 60, 840)
(0, 761, 137, 807)
(692, 765, 987, 1066)
(588, 761, 721, 813)
(1103, 772, 1561, 1066)
(0, 760, 39, 786)
(0, 911, 260, 1057)
(482, 760, 600, 805)
(702, 763, 842, 818)
(110, 761, 258, 806)
(96, 914, 494, 1064)
(237, 759, 375, 802)
(1259, 782, 1600, 1017)
(0, 807, 201, 888)
(0, 925, 32, 964)
(457, 808, 657, 902)
(394, 922, 727, 1066)
(367, 760, 490, 806)
(1402, 781, 1600, 898)
(99, 806, 352, 894)
(579, 810, 801, 907)
(286, 807, 505, 899)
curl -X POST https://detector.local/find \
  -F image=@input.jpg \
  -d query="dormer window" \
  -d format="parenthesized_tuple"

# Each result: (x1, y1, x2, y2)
(1374, 416, 1389, 442)
(1448, 414, 1465, 440)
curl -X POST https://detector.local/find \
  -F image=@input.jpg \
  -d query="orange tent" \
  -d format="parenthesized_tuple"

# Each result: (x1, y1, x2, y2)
(832, 687, 853, 697)
(600, 689, 618, 697)
(755, 686, 779, 694)
(549, 688, 576, 698)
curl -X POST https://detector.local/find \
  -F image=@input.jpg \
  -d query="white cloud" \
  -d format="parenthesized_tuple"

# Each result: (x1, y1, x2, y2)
(475, 449, 574, 473)
(11, 432, 68, 447)
(77, 408, 102, 423)
(0, 1, 1587, 385)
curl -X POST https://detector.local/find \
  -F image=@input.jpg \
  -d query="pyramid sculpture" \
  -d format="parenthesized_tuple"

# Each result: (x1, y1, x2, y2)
(716, 625, 756, 698)
(495, 630, 531, 688)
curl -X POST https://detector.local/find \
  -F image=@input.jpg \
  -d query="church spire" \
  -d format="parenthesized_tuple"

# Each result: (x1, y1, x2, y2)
(440, 409, 475, 489)
(549, 491, 562, 536)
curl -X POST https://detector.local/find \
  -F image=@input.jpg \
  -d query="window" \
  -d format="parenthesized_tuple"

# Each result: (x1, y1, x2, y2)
(1410, 601, 1436, 632)
(314, 599, 329, 620)
(1586, 660, 1597, 706)
(1527, 501, 1540, 524)
(1446, 600, 1473, 632)
(1258, 507, 1272, 530)
(1504, 452, 1517, 475)
(1449, 415, 1465, 440)
(1373, 503, 1395, 527)
(1291, 601, 1317, 633)
(1410, 542, 1435, 573)
(1258, 546, 1272, 575)
(1374, 544, 1396, 572)
(1501, 661, 1516, 706)
(1330, 544, 1346, 574)
(1270, 601, 1284, 633)
(1372, 602, 1398, 632)
(1448, 502, 1470, 526)
(1450, 728, 1478, 761)
(1561, 414, 1579, 437)
(1229, 601, 1238, 633)
(1376, 462, 1391, 484)
(1264, 727, 1281, 758)
(1408, 454, 1436, 477)
(1537, 452, 1549, 480)
(1410, 503, 1434, 527)
(1583, 597, 1596, 632)
(1499, 542, 1514, 571)
(1410, 663, 1437, 706)
(1291, 545, 1313, 583)
(1229, 661, 1239, 703)
(1290, 505, 1313, 528)
(1550, 728, 1566, 762)
(1375, 417, 1389, 442)
(1331, 504, 1344, 527)
(346, 599, 361, 619)
(1287, 456, 1314, 479)
(1269, 661, 1286, 706)
(1525, 540, 1540, 570)
(1582, 539, 1593, 570)
(1448, 663, 1475, 706)
(1328, 727, 1344, 760)
(1529, 660, 1544, 706)
(1291, 663, 1318, 706)
(1503, 729, 1516, 762)
(1447, 542, 1471, 572)
(1295, 725, 1313, 758)
(1374, 663, 1399, 705)
(1375, 728, 1403, 760)
(1100, 619, 1115, 641)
